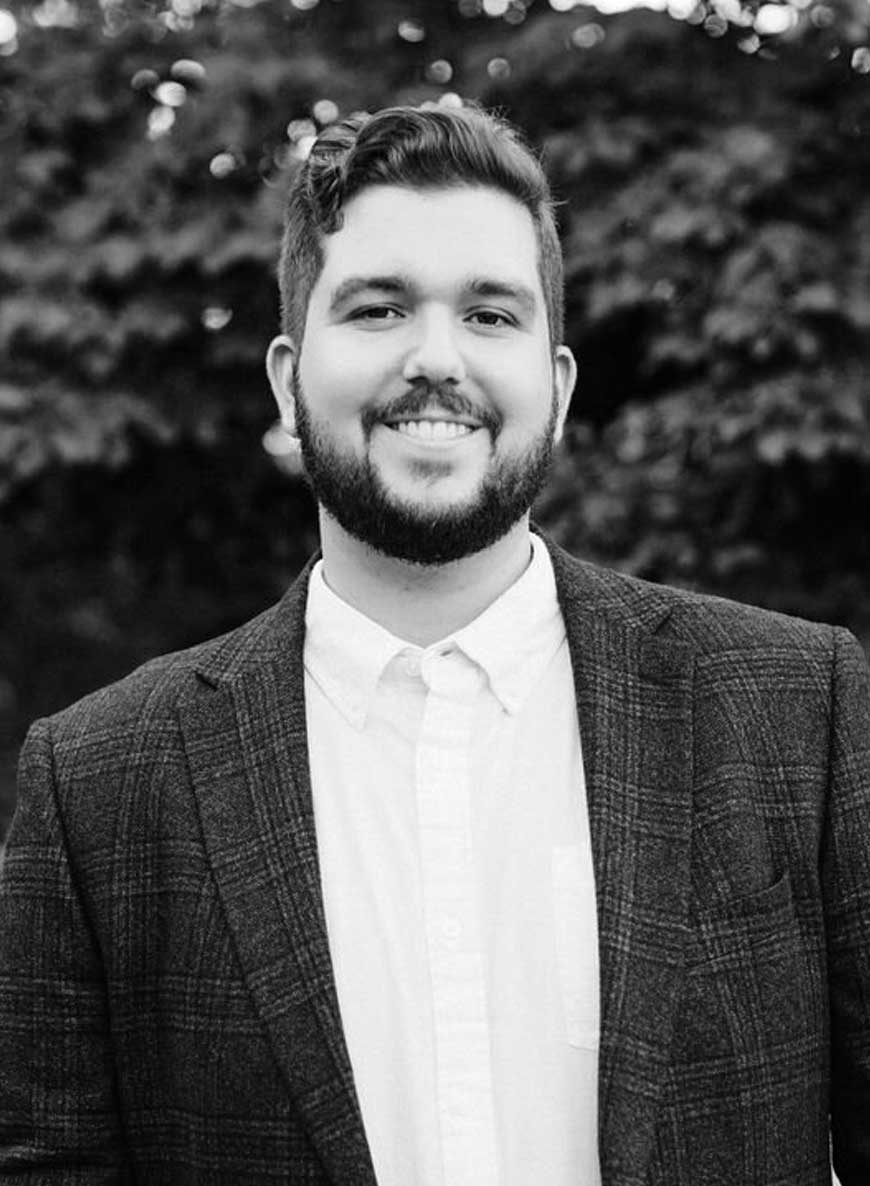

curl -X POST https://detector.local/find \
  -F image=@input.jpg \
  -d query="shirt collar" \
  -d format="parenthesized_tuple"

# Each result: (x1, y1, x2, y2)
(303, 533, 565, 727)
(450, 533, 565, 715)
(304, 564, 408, 730)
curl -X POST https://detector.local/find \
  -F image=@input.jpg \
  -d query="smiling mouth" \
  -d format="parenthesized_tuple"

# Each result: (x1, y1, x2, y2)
(388, 419, 476, 441)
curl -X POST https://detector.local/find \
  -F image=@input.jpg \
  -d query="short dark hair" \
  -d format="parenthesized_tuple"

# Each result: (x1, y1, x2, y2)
(278, 103, 564, 350)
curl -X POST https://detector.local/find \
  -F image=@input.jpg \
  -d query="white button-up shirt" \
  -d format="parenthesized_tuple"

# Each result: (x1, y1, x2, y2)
(304, 535, 601, 1186)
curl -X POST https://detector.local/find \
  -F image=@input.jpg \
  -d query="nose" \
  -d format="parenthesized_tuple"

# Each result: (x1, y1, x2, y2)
(401, 307, 467, 387)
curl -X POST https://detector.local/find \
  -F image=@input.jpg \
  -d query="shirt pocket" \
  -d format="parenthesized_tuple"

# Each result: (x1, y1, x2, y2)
(551, 845, 600, 1050)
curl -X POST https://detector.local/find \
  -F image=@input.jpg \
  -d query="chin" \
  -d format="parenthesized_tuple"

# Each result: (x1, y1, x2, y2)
(387, 488, 481, 518)
(377, 464, 483, 505)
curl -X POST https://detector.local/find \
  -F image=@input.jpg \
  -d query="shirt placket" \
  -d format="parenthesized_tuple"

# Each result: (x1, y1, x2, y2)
(416, 651, 499, 1186)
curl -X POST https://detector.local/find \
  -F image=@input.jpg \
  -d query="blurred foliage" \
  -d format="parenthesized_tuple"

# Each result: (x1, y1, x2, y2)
(2, 0, 870, 827)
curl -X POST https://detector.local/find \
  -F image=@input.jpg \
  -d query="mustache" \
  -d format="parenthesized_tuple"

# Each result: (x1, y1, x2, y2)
(363, 381, 501, 435)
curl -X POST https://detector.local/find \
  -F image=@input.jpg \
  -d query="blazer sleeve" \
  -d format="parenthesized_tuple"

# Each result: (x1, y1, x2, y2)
(0, 718, 126, 1182)
(825, 627, 870, 1186)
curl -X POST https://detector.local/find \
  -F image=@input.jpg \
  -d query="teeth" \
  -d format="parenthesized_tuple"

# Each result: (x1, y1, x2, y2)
(394, 420, 472, 440)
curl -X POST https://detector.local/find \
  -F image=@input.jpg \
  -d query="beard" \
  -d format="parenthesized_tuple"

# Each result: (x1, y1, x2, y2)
(293, 377, 558, 565)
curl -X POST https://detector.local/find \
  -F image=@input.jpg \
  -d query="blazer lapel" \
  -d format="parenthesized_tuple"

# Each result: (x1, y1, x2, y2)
(179, 569, 377, 1186)
(550, 544, 695, 1186)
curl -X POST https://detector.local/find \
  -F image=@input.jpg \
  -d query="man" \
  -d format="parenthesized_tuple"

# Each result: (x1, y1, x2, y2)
(1, 104, 868, 1186)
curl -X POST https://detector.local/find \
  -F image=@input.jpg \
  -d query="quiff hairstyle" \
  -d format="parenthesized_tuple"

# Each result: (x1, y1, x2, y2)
(277, 103, 565, 351)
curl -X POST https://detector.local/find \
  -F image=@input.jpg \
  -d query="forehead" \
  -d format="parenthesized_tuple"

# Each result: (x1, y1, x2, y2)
(313, 184, 543, 299)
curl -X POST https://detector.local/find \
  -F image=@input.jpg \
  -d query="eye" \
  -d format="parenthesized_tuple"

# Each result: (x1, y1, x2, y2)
(350, 305, 404, 322)
(467, 308, 515, 328)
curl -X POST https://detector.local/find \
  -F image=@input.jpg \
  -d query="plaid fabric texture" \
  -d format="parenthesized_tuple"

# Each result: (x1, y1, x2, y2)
(1, 539, 868, 1185)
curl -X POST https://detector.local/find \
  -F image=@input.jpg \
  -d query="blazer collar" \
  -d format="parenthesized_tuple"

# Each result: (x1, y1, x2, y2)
(183, 539, 695, 1186)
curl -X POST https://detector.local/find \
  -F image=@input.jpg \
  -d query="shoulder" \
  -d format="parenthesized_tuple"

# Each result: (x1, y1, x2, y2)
(547, 538, 840, 662)
(35, 568, 311, 752)
(12, 570, 313, 851)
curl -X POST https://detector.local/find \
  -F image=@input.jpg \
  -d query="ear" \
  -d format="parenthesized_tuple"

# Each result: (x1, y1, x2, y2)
(551, 345, 577, 445)
(265, 335, 299, 437)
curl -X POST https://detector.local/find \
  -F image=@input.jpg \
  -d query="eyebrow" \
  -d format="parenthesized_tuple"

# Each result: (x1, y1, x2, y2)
(327, 275, 412, 314)
(465, 277, 538, 317)
(327, 273, 540, 317)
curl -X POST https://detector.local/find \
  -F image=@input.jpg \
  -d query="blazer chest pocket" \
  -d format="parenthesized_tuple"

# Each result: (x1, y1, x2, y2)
(690, 870, 795, 942)
(674, 873, 818, 1061)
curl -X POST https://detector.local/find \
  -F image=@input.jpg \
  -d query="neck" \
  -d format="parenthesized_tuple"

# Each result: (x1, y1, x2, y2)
(317, 511, 534, 646)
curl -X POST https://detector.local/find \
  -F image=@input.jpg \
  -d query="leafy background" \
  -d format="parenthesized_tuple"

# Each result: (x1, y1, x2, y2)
(2, 0, 870, 835)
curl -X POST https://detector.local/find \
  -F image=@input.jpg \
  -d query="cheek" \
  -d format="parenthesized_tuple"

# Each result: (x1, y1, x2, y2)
(494, 375, 556, 433)
(483, 344, 552, 402)
(298, 360, 359, 425)
(299, 335, 390, 418)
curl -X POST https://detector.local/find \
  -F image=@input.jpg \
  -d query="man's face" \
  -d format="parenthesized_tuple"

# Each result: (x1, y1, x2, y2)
(267, 184, 576, 564)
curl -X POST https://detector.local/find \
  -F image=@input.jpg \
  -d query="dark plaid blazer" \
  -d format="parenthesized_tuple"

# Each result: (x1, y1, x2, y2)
(1, 541, 869, 1185)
